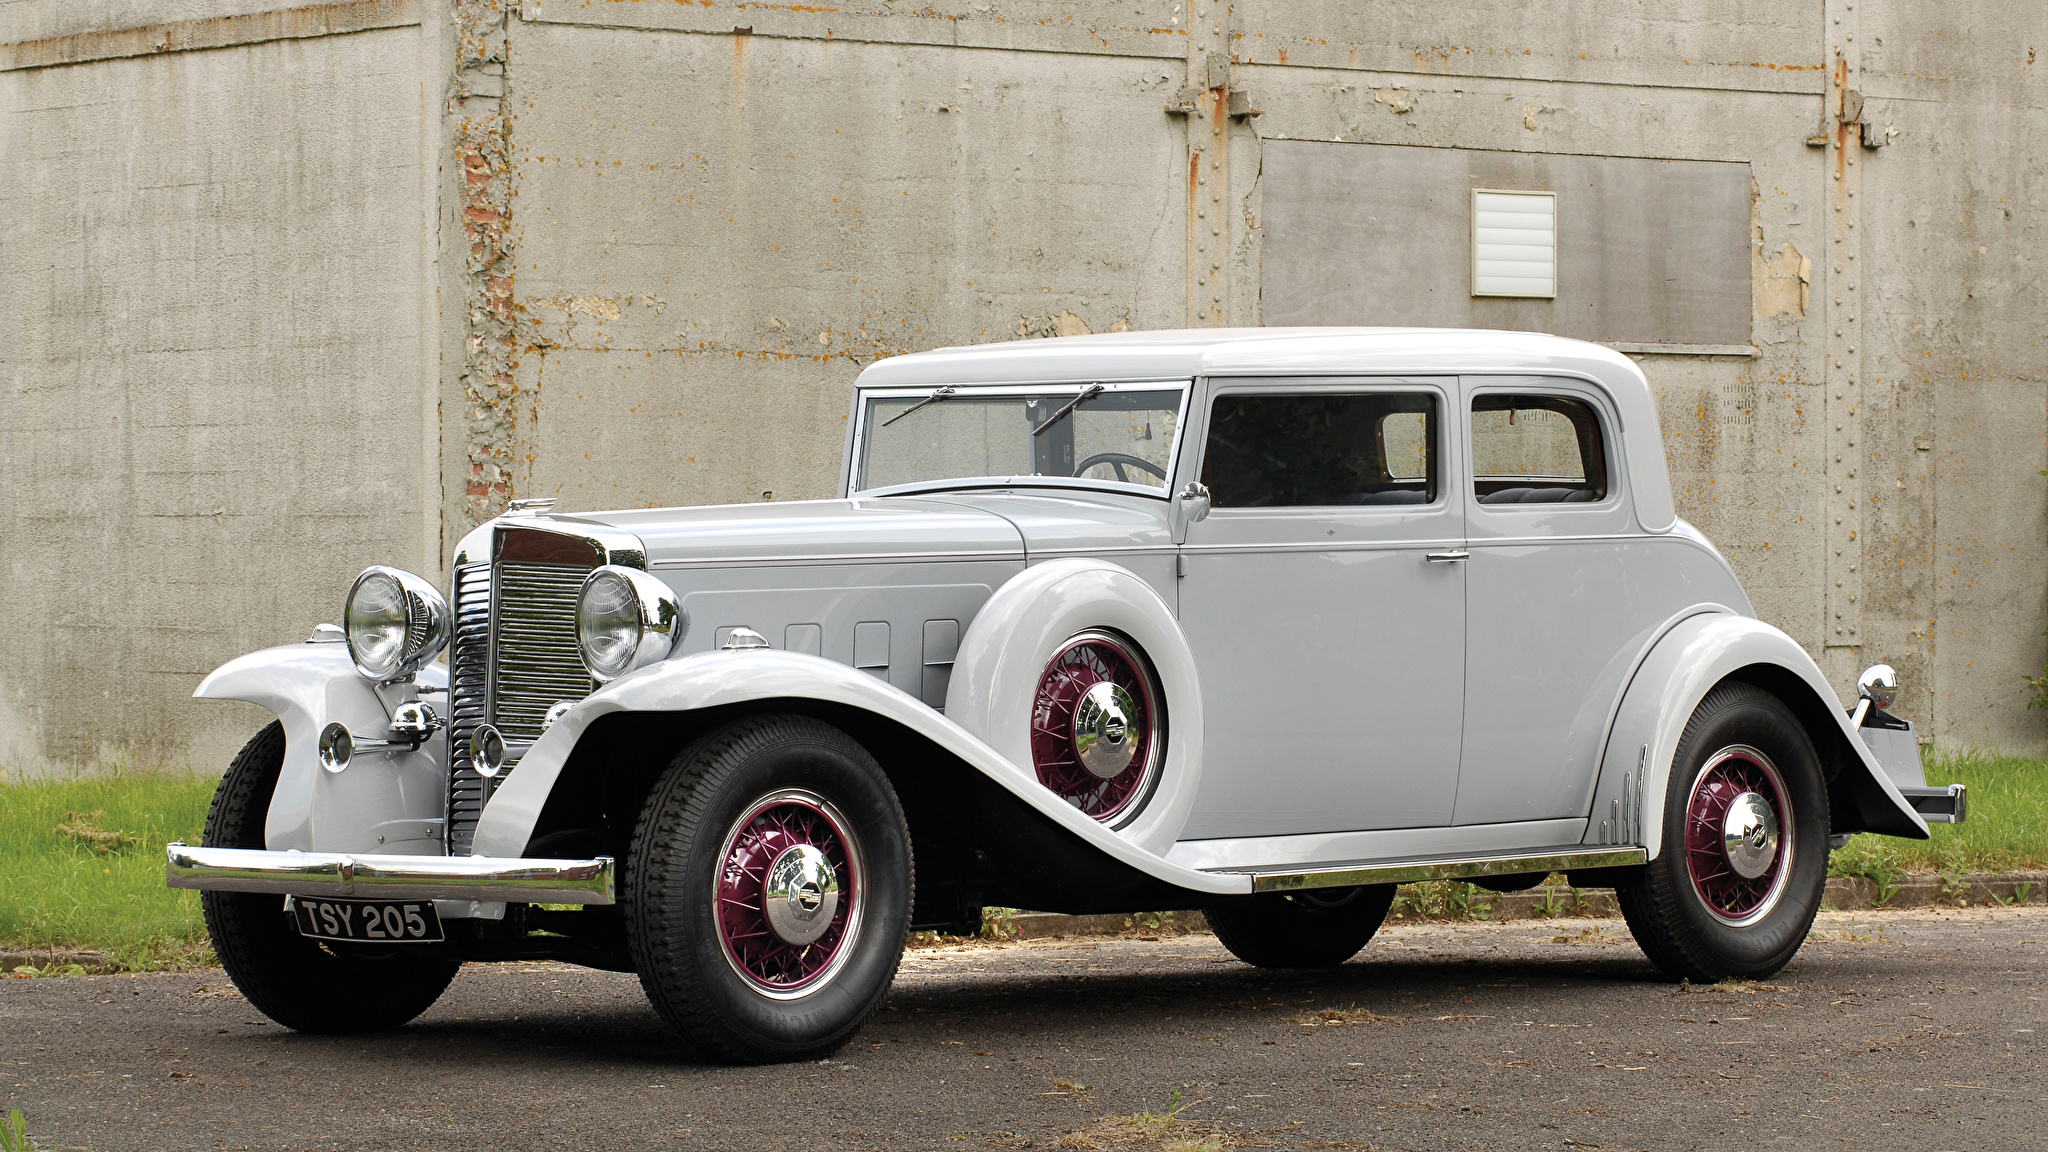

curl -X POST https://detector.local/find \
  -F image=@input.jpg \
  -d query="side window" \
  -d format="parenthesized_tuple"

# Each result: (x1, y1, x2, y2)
(1469, 394, 1608, 505)
(1200, 393, 1438, 508)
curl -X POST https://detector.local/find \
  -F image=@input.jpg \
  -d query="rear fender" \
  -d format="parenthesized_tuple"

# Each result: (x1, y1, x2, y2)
(1589, 613, 1927, 859)
(472, 649, 1248, 897)
(193, 644, 449, 853)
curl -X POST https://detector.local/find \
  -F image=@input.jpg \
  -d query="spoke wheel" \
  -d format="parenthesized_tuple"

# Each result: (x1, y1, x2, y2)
(1616, 682, 1829, 983)
(1029, 630, 1164, 824)
(1683, 746, 1792, 927)
(627, 715, 911, 1063)
(714, 791, 864, 998)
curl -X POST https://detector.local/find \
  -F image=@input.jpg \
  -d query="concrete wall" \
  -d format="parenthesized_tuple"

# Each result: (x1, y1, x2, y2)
(0, 4, 439, 769)
(1260, 144, 1754, 346)
(494, 14, 1190, 511)
(3, 0, 2043, 768)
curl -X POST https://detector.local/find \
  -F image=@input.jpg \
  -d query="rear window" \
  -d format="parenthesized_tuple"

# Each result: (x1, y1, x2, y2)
(1469, 394, 1608, 505)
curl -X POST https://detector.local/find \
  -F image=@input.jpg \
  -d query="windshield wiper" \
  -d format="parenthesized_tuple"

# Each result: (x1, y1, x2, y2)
(1030, 383, 1103, 437)
(881, 385, 957, 427)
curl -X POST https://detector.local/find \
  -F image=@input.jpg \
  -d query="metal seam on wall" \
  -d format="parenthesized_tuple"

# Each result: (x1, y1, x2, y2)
(514, 0, 1188, 62)
(1824, 0, 1862, 649)
(0, 0, 419, 72)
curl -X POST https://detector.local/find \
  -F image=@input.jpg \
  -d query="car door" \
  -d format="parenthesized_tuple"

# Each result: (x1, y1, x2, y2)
(1452, 377, 1643, 828)
(1175, 378, 1467, 840)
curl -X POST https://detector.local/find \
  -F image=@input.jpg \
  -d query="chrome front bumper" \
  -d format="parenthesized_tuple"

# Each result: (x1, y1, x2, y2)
(166, 843, 615, 905)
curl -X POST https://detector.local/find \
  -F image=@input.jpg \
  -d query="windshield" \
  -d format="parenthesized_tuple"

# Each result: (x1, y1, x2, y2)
(856, 383, 1186, 493)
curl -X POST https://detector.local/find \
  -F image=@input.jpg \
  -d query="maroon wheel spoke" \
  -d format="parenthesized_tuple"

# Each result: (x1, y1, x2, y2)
(1684, 747, 1792, 924)
(1030, 632, 1162, 822)
(714, 792, 863, 997)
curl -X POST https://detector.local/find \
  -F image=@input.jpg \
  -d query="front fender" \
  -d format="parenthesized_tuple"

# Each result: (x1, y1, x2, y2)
(1590, 614, 1927, 860)
(471, 649, 1250, 897)
(194, 644, 448, 853)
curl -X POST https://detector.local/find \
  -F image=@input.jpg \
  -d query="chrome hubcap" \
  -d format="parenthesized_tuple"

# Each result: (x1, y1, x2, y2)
(1072, 681, 1138, 779)
(713, 790, 863, 998)
(1029, 630, 1164, 823)
(1720, 791, 1781, 880)
(1685, 746, 1794, 927)
(762, 844, 840, 946)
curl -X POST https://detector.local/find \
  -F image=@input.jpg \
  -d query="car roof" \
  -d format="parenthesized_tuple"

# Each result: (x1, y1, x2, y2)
(853, 326, 1638, 387)
(851, 326, 1676, 533)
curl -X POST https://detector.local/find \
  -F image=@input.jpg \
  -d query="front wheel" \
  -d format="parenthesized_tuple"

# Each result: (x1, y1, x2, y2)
(201, 722, 460, 1032)
(1203, 885, 1396, 968)
(1618, 682, 1830, 982)
(626, 715, 913, 1063)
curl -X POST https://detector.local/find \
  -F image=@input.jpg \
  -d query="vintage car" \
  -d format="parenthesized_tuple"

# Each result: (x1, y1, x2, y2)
(168, 328, 1964, 1063)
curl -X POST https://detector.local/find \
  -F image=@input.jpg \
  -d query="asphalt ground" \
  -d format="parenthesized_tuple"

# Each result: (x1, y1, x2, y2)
(3, 908, 2044, 1152)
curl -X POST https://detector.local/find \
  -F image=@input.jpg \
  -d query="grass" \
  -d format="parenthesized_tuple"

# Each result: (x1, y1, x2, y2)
(1, 746, 2045, 974)
(0, 1110, 31, 1152)
(1830, 748, 2048, 878)
(0, 770, 219, 971)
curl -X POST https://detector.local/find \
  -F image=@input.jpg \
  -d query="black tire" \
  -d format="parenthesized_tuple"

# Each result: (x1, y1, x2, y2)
(200, 722, 461, 1033)
(626, 714, 912, 1064)
(1617, 682, 1830, 982)
(1203, 885, 1397, 968)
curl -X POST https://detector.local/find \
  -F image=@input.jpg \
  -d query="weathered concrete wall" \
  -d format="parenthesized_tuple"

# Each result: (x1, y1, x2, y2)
(1854, 0, 2048, 747)
(476, 0, 2045, 750)
(0, 13, 437, 769)
(493, 19, 1189, 511)
(4, 0, 2043, 769)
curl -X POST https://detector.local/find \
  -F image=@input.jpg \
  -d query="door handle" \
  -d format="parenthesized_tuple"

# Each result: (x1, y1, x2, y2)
(1425, 550, 1470, 564)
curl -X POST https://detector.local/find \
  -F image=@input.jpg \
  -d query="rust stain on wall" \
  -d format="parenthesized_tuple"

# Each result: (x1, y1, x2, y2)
(456, 0, 517, 525)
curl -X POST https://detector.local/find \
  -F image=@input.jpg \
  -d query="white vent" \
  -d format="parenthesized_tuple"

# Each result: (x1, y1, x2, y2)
(1470, 189, 1556, 298)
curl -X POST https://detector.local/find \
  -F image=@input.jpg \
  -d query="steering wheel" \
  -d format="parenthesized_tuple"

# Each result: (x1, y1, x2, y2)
(1074, 452, 1168, 484)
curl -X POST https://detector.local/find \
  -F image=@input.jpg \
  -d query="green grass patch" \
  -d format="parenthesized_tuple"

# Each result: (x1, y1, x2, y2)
(1831, 748, 2048, 878)
(2, 747, 2045, 973)
(0, 771, 219, 971)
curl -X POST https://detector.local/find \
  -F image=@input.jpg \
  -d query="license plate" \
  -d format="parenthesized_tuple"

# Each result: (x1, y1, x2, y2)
(293, 898, 444, 944)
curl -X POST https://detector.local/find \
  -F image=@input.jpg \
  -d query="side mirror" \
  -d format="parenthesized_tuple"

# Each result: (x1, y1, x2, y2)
(1176, 481, 1212, 524)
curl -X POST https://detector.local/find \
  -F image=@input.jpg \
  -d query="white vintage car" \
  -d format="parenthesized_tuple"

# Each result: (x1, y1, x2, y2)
(169, 328, 1962, 1063)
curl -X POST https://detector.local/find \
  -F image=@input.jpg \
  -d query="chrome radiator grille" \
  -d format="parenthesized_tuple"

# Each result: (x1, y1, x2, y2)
(445, 563, 493, 855)
(490, 562, 596, 740)
(444, 558, 597, 855)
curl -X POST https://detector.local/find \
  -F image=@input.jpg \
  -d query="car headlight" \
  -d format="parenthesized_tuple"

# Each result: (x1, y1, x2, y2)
(344, 566, 451, 682)
(576, 565, 684, 682)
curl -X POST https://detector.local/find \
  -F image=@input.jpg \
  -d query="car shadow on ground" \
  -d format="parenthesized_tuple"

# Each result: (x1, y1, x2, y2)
(213, 943, 1681, 1068)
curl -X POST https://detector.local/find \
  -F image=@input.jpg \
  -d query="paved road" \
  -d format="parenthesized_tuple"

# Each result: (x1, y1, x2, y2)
(3, 908, 2044, 1151)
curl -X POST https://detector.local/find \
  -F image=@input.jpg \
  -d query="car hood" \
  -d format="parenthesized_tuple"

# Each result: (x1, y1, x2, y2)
(533, 497, 1026, 567)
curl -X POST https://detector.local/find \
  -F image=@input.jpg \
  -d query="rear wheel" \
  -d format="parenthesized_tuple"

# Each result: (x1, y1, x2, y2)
(1618, 683, 1830, 982)
(1203, 885, 1397, 968)
(626, 715, 912, 1063)
(201, 722, 460, 1032)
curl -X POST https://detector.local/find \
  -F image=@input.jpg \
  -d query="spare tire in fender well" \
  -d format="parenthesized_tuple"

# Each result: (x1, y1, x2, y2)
(944, 557, 1205, 857)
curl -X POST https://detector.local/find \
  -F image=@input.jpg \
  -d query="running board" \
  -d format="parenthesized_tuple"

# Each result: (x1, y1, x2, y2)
(1231, 846, 1648, 894)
